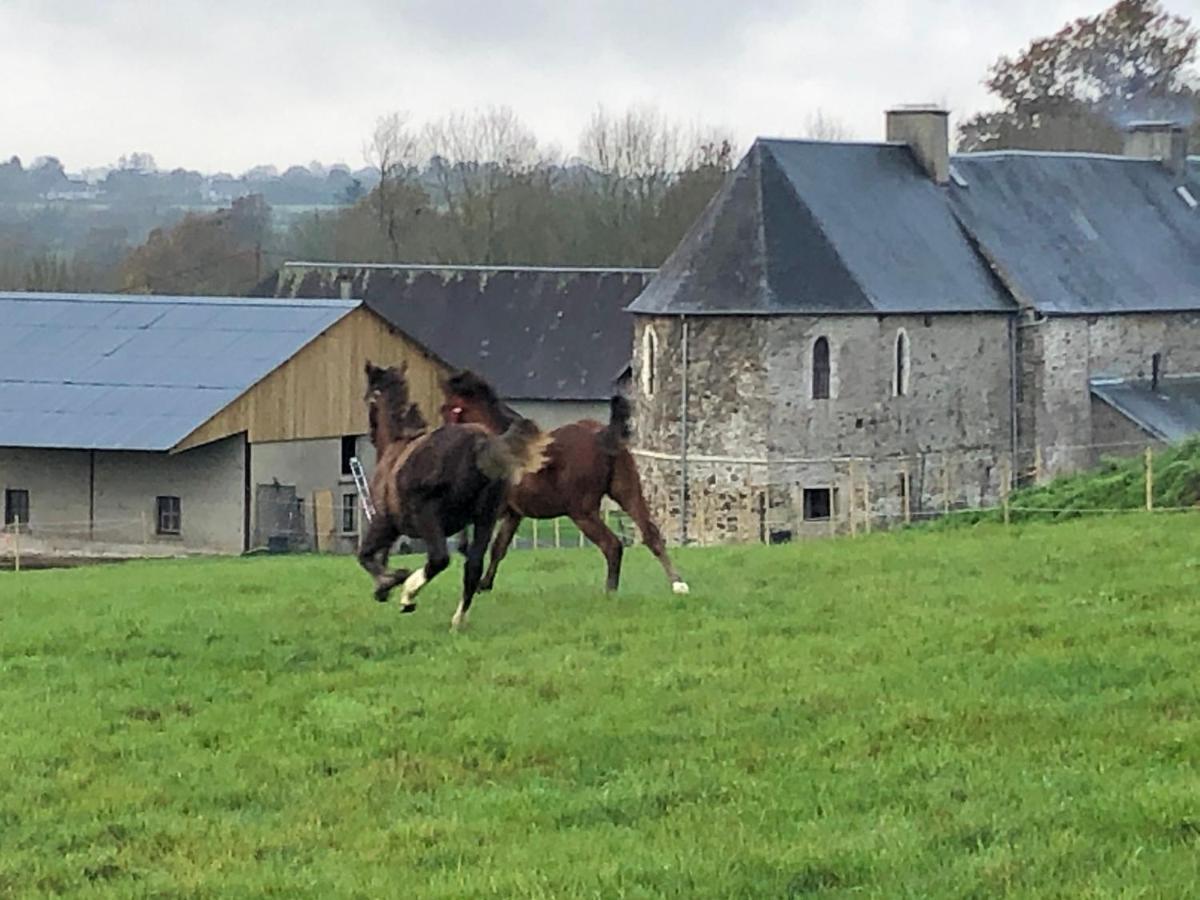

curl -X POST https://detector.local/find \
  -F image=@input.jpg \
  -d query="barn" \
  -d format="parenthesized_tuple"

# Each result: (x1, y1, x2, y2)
(0, 291, 447, 560)
(629, 107, 1200, 544)
(272, 263, 651, 429)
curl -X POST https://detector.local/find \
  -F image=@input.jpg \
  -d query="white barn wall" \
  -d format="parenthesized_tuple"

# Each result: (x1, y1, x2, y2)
(1, 436, 245, 555)
(94, 436, 245, 553)
(0, 448, 91, 533)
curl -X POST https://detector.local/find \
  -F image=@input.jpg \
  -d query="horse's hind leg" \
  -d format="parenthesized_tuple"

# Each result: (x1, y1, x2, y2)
(478, 508, 520, 592)
(454, 516, 497, 631)
(572, 509, 624, 592)
(609, 450, 689, 594)
(478, 509, 521, 592)
(396, 512, 450, 614)
(357, 517, 408, 603)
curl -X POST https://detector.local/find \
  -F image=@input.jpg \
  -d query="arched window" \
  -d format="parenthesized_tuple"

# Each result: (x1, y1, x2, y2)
(641, 326, 658, 397)
(812, 336, 830, 399)
(894, 329, 910, 397)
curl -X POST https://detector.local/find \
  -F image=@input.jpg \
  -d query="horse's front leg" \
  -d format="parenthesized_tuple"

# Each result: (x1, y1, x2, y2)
(396, 512, 450, 614)
(357, 517, 409, 603)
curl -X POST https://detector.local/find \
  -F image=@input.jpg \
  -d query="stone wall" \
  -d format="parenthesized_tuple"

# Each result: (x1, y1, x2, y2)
(632, 315, 771, 544)
(1023, 314, 1200, 477)
(631, 312, 1015, 544)
(1089, 396, 1160, 464)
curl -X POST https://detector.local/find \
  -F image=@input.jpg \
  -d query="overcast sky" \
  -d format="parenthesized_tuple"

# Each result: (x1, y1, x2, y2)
(3, 0, 1200, 173)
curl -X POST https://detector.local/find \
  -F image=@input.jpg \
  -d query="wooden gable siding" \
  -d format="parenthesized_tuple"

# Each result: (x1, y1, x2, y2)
(174, 307, 449, 452)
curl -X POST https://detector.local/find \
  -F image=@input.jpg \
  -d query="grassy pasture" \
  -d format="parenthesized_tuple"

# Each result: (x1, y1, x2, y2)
(2, 515, 1200, 897)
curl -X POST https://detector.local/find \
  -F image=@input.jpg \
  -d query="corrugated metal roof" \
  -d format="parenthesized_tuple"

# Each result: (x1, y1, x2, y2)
(278, 266, 648, 401)
(0, 292, 357, 451)
(1090, 376, 1200, 443)
(628, 139, 1014, 316)
(949, 154, 1200, 314)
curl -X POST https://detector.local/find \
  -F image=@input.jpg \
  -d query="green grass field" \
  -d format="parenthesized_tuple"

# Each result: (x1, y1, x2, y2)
(3, 515, 1200, 898)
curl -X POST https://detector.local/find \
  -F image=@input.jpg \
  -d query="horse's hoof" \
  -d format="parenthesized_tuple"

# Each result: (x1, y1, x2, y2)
(374, 590, 390, 603)
(477, 582, 493, 593)
(399, 603, 417, 614)
(450, 614, 469, 631)
(672, 581, 690, 595)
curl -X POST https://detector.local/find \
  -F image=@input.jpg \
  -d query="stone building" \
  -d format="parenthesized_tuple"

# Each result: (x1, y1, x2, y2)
(0, 291, 448, 561)
(629, 108, 1200, 544)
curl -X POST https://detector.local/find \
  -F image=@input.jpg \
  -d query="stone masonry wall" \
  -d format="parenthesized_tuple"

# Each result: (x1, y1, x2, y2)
(632, 312, 1015, 544)
(632, 315, 770, 544)
(1025, 314, 1200, 477)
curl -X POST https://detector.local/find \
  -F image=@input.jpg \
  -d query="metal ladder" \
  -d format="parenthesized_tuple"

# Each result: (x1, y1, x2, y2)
(349, 457, 376, 523)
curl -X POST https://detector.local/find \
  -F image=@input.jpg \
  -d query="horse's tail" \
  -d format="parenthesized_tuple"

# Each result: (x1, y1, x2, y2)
(598, 394, 632, 454)
(478, 416, 552, 485)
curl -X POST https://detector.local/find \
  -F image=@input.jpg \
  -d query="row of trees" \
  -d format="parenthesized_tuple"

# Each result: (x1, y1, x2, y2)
(1, 0, 1196, 296)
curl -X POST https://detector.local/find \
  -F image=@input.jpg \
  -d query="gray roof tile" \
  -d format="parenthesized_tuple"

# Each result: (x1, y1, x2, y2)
(948, 153, 1200, 314)
(1090, 376, 1200, 443)
(629, 140, 1015, 316)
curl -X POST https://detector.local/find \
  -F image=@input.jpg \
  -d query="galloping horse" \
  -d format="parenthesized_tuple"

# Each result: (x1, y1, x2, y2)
(441, 370, 688, 595)
(358, 361, 549, 630)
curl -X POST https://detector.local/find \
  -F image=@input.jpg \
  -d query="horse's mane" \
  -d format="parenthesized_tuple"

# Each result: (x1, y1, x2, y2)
(366, 361, 428, 448)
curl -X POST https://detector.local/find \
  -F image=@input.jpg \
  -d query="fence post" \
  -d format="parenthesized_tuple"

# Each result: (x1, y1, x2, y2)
(1145, 446, 1154, 512)
(862, 474, 872, 534)
(830, 474, 838, 538)
(848, 462, 858, 537)
(532, 519, 539, 550)
(1034, 446, 1043, 484)
(554, 518, 561, 549)
(13, 516, 19, 573)
(901, 463, 911, 525)
(1002, 457, 1012, 527)
(941, 459, 950, 516)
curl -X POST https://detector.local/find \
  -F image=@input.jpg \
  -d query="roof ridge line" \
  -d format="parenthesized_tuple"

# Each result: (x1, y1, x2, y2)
(282, 261, 658, 275)
(0, 291, 359, 308)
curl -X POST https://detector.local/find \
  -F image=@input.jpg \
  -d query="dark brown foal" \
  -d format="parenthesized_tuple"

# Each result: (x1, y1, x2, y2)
(441, 371, 687, 595)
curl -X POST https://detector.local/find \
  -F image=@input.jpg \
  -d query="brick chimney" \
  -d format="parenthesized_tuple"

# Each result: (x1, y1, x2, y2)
(1124, 121, 1189, 177)
(886, 105, 950, 185)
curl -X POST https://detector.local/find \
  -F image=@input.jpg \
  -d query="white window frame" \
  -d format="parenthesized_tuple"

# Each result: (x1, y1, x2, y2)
(641, 326, 659, 397)
(893, 328, 911, 397)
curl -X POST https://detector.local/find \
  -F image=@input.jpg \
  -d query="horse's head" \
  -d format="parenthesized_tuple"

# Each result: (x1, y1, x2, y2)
(364, 360, 426, 448)
(440, 369, 512, 434)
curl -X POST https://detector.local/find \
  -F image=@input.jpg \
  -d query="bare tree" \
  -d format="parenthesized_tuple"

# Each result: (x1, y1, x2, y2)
(801, 108, 854, 141)
(422, 106, 546, 262)
(363, 111, 424, 258)
(576, 104, 737, 264)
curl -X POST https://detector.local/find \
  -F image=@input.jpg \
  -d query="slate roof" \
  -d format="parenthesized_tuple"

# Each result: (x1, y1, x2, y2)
(949, 153, 1200, 314)
(630, 139, 1200, 317)
(628, 139, 1014, 316)
(276, 264, 652, 401)
(0, 292, 357, 451)
(1090, 376, 1200, 443)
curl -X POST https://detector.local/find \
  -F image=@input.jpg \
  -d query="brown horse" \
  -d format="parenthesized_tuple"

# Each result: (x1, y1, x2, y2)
(441, 370, 688, 595)
(358, 361, 549, 630)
